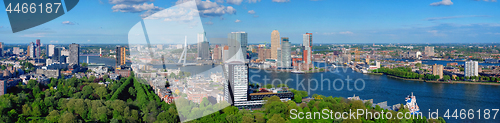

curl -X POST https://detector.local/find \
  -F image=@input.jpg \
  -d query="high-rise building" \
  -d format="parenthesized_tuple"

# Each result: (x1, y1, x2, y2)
(271, 30, 280, 59)
(223, 61, 248, 106)
(12, 47, 20, 55)
(36, 39, 41, 58)
(61, 49, 70, 56)
(277, 37, 291, 68)
(28, 42, 35, 58)
(465, 60, 479, 77)
(425, 46, 435, 57)
(68, 43, 79, 65)
(53, 47, 63, 62)
(47, 44, 55, 57)
(116, 46, 126, 66)
(258, 47, 271, 61)
(432, 64, 443, 79)
(228, 32, 248, 56)
(0, 80, 5, 96)
(0, 42, 3, 57)
(302, 33, 313, 65)
(222, 46, 229, 62)
(212, 45, 221, 60)
(157, 45, 163, 50)
(365, 56, 370, 64)
(197, 32, 210, 60)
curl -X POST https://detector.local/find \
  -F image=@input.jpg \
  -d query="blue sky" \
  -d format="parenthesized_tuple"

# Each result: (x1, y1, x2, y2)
(0, 0, 499, 44)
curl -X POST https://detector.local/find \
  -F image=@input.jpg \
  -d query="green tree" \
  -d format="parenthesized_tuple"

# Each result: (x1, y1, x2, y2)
(82, 85, 93, 98)
(265, 84, 274, 89)
(46, 110, 60, 123)
(263, 96, 287, 119)
(128, 87, 136, 97)
(95, 87, 108, 100)
(443, 75, 451, 81)
(267, 114, 285, 123)
(81, 63, 88, 67)
(59, 111, 77, 123)
(294, 94, 302, 103)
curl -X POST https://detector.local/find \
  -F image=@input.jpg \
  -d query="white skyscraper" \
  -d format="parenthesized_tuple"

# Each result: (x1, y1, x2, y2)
(197, 32, 210, 60)
(425, 46, 435, 57)
(13, 47, 20, 55)
(224, 60, 248, 106)
(277, 37, 291, 68)
(302, 33, 313, 65)
(47, 44, 55, 57)
(228, 32, 248, 56)
(465, 60, 479, 77)
(28, 42, 35, 58)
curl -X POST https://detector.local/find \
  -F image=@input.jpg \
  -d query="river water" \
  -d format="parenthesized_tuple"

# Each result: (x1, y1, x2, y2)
(248, 67, 500, 123)
(85, 56, 500, 122)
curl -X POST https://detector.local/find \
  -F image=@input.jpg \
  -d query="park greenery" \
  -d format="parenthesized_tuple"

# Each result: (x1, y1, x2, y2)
(186, 94, 445, 123)
(0, 71, 177, 123)
(374, 67, 438, 80)
(374, 67, 500, 82)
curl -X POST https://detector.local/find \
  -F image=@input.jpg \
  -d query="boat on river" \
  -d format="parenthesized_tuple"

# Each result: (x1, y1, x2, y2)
(291, 70, 305, 74)
(405, 92, 420, 115)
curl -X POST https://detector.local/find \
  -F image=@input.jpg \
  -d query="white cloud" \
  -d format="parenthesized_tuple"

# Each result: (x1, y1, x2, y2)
(235, 19, 241, 22)
(272, 0, 289, 3)
(88, 40, 91, 42)
(486, 32, 500, 35)
(144, 5, 198, 21)
(205, 21, 214, 25)
(108, 0, 163, 18)
(62, 21, 75, 25)
(108, 0, 153, 4)
(430, 0, 453, 6)
(427, 30, 447, 36)
(112, 3, 162, 13)
(425, 15, 490, 21)
(227, 0, 243, 5)
(248, 10, 255, 14)
(248, 0, 260, 3)
(474, 0, 497, 2)
(215, 0, 224, 3)
(323, 32, 335, 35)
(339, 31, 353, 35)
(140, 9, 165, 18)
(22, 33, 46, 37)
(176, 0, 237, 17)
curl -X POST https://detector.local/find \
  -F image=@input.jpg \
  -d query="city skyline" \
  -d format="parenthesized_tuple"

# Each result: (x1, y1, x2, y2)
(0, 0, 499, 44)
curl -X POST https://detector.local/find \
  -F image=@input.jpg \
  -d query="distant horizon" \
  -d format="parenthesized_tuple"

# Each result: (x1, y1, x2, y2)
(3, 42, 500, 45)
(1, 0, 499, 44)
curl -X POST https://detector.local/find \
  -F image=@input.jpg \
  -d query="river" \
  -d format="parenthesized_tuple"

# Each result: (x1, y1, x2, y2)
(248, 67, 500, 123)
(85, 56, 499, 122)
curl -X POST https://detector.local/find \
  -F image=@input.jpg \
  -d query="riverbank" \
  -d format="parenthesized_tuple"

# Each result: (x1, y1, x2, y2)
(425, 80, 500, 86)
(248, 67, 327, 73)
(382, 74, 500, 85)
(385, 75, 425, 82)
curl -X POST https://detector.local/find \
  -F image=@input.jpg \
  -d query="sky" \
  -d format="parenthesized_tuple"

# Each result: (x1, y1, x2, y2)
(0, 0, 499, 44)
